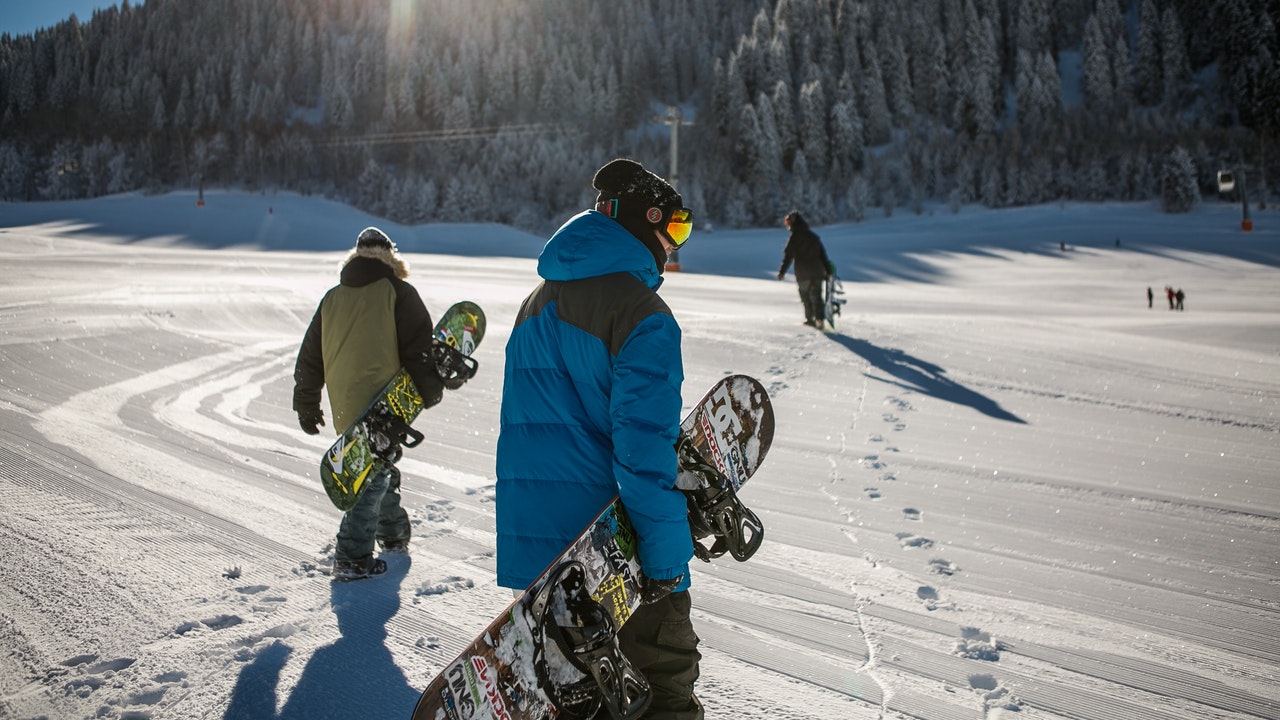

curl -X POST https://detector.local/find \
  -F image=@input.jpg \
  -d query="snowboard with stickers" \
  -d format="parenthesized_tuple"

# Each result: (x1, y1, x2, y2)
(410, 374, 774, 720)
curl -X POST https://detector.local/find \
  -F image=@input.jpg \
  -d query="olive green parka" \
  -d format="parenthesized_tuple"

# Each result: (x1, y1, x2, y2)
(293, 245, 444, 433)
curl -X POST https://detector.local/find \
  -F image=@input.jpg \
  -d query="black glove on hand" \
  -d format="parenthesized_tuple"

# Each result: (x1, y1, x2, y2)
(777, 271, 786, 281)
(640, 574, 683, 605)
(298, 408, 325, 435)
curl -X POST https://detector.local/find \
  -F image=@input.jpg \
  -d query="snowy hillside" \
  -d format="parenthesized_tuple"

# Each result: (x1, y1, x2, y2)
(1, 192, 1277, 720)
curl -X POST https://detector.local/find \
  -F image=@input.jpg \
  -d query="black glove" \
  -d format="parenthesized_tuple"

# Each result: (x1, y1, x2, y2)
(640, 574, 683, 605)
(298, 408, 325, 435)
(777, 271, 785, 281)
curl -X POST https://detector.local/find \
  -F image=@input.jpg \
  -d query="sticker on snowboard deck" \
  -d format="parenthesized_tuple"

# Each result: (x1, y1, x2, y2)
(411, 374, 774, 720)
(319, 301, 485, 511)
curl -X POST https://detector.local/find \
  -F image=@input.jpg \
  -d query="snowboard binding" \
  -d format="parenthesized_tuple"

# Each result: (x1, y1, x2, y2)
(367, 411, 424, 463)
(677, 436, 764, 562)
(431, 337, 479, 390)
(528, 561, 651, 720)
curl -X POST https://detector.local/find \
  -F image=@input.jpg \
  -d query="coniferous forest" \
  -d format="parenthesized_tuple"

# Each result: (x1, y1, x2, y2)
(1, 0, 1276, 231)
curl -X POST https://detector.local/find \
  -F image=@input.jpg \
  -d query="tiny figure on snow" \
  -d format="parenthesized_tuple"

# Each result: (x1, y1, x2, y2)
(777, 210, 832, 328)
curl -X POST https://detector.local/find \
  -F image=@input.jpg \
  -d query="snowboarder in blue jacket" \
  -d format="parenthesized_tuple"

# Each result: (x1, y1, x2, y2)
(496, 158, 703, 719)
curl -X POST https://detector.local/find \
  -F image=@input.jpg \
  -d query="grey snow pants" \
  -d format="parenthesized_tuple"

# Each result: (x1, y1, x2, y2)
(334, 463, 411, 565)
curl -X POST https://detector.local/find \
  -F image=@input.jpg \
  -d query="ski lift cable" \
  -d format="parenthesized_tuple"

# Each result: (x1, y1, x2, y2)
(318, 123, 572, 148)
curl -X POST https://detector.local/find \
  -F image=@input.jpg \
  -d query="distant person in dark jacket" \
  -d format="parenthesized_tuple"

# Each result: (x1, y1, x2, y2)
(777, 211, 831, 327)
(293, 227, 456, 581)
(1147, 286, 1153, 308)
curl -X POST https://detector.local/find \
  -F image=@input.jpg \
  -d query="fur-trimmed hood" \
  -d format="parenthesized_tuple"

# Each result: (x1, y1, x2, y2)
(341, 245, 409, 280)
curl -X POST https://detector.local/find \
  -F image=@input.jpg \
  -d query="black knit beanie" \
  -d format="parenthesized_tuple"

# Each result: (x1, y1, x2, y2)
(356, 226, 394, 249)
(592, 159, 682, 271)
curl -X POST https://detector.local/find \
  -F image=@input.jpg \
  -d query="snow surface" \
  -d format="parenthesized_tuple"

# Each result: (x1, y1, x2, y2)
(1, 190, 1278, 720)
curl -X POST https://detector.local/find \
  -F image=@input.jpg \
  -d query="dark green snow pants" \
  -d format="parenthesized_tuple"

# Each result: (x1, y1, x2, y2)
(797, 279, 824, 325)
(596, 590, 703, 720)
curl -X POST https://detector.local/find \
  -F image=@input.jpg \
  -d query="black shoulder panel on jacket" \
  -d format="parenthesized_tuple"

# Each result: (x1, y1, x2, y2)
(516, 273, 671, 357)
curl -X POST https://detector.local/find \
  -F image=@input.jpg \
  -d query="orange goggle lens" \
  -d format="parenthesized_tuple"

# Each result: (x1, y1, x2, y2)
(666, 208, 693, 246)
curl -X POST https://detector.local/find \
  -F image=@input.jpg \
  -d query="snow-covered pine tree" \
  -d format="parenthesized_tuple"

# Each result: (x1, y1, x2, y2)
(883, 30, 914, 123)
(1015, 49, 1039, 129)
(1035, 51, 1063, 127)
(413, 175, 438, 224)
(1134, 0, 1162, 106)
(829, 100, 865, 180)
(798, 80, 829, 175)
(953, 0, 997, 137)
(1082, 15, 1114, 116)
(912, 23, 951, 122)
(1015, 0, 1052, 59)
(771, 81, 798, 166)
(356, 159, 387, 217)
(1161, 144, 1199, 213)
(980, 151, 1002, 207)
(848, 173, 870, 222)
(861, 52, 892, 146)
(1100, 0, 1133, 116)
(753, 92, 785, 218)
(1160, 7, 1192, 107)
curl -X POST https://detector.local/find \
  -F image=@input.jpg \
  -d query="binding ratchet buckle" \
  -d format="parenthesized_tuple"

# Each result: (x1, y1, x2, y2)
(528, 561, 651, 720)
(430, 337, 479, 390)
(677, 437, 765, 562)
(368, 412, 424, 463)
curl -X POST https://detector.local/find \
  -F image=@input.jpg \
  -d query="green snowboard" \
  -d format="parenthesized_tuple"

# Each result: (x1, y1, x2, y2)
(319, 301, 485, 511)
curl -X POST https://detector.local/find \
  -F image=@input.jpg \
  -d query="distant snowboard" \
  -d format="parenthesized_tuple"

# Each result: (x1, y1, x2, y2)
(823, 261, 846, 330)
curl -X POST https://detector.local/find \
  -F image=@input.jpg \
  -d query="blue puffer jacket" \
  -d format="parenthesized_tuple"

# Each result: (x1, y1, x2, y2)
(495, 210, 692, 592)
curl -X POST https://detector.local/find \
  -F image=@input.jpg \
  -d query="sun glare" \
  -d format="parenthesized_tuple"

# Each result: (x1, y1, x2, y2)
(387, 0, 417, 53)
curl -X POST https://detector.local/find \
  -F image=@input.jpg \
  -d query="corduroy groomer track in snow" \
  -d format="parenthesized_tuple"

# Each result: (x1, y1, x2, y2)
(0, 192, 1277, 720)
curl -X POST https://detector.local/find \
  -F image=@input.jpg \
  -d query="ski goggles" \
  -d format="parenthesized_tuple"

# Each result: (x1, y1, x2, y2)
(664, 208, 693, 247)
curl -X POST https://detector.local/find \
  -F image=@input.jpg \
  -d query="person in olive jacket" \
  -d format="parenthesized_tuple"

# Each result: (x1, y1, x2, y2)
(293, 227, 448, 581)
(777, 210, 832, 327)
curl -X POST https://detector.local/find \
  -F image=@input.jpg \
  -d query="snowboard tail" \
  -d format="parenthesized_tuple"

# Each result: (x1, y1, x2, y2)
(411, 374, 774, 720)
(319, 301, 485, 511)
(822, 263, 846, 330)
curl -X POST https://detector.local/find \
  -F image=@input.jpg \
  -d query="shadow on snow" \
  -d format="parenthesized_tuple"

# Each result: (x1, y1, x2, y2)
(826, 333, 1026, 424)
(222, 555, 421, 720)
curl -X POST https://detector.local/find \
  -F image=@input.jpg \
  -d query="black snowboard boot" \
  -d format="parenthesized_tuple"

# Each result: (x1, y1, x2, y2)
(332, 557, 388, 581)
(379, 538, 410, 554)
